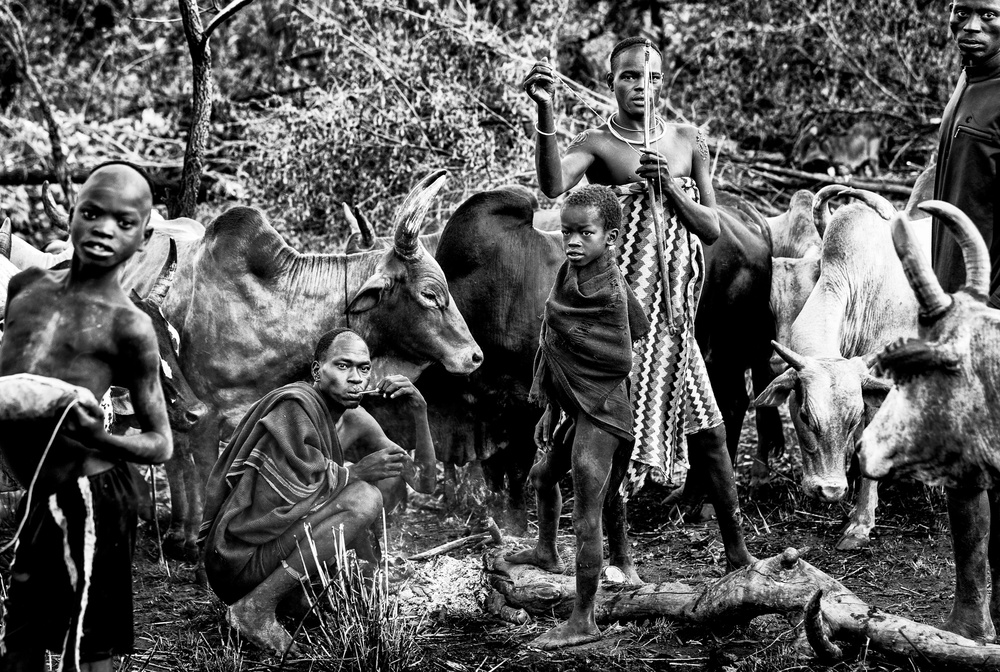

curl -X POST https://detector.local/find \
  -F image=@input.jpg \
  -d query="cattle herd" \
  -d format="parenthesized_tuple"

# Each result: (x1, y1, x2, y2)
(1, 165, 999, 651)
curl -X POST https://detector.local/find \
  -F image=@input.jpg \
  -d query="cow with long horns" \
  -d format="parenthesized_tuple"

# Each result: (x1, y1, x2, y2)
(861, 201, 1000, 643)
(756, 189, 913, 551)
(119, 170, 483, 557)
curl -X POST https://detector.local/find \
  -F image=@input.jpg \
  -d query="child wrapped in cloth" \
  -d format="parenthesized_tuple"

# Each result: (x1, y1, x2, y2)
(531, 249, 650, 447)
(506, 185, 650, 649)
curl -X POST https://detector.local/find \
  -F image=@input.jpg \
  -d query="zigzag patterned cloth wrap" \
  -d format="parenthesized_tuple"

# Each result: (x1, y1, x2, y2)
(613, 178, 723, 494)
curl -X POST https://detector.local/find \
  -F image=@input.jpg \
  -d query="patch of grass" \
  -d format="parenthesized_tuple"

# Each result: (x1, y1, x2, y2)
(290, 520, 424, 671)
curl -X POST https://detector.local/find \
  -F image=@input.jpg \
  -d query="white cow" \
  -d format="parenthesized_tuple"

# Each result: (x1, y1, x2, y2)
(757, 189, 924, 550)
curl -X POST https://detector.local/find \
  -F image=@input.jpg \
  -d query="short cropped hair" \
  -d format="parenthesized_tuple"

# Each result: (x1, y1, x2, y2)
(562, 185, 622, 233)
(610, 37, 661, 71)
(88, 160, 157, 200)
(314, 327, 362, 363)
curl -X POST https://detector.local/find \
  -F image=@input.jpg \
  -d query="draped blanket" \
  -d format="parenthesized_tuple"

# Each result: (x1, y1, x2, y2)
(614, 179, 723, 492)
(198, 382, 349, 582)
(530, 250, 649, 442)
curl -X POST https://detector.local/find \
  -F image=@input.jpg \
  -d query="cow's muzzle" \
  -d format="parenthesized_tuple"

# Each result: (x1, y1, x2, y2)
(802, 476, 848, 503)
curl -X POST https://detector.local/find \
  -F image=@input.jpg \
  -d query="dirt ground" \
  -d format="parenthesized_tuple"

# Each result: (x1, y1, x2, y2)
(1, 408, 960, 671)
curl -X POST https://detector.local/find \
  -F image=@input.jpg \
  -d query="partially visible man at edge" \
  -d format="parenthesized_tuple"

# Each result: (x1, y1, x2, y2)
(198, 327, 436, 654)
(929, 0, 1000, 643)
(521, 37, 754, 575)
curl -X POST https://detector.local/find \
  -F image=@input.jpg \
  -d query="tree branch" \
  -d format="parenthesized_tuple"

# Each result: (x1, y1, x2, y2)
(0, 5, 71, 205)
(202, 0, 257, 44)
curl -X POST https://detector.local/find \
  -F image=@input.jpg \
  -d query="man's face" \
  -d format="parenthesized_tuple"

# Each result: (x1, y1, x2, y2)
(313, 333, 372, 409)
(561, 205, 616, 268)
(951, 1, 1000, 64)
(70, 165, 153, 269)
(608, 46, 663, 120)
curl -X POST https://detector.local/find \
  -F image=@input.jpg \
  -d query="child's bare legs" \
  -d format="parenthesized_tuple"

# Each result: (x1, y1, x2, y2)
(603, 440, 641, 584)
(504, 433, 571, 573)
(532, 414, 618, 650)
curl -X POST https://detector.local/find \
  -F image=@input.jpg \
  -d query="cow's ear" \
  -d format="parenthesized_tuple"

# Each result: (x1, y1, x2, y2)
(347, 273, 392, 314)
(754, 369, 798, 408)
(861, 373, 893, 410)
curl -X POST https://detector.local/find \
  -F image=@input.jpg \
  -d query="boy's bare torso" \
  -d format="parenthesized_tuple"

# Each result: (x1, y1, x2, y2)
(1, 267, 154, 481)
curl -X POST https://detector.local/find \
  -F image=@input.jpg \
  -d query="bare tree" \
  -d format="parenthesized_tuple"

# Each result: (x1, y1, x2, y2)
(174, 0, 257, 219)
(0, 3, 72, 206)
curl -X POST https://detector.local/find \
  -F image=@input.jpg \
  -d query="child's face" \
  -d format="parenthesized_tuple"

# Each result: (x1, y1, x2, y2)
(560, 205, 617, 268)
(70, 166, 153, 269)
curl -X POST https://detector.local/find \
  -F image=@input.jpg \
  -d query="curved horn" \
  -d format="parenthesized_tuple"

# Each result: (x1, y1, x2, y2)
(771, 340, 807, 371)
(0, 218, 11, 259)
(839, 188, 895, 220)
(145, 238, 177, 307)
(393, 169, 448, 260)
(343, 203, 376, 248)
(891, 210, 952, 320)
(41, 181, 70, 230)
(812, 184, 851, 237)
(861, 350, 880, 368)
(918, 200, 990, 299)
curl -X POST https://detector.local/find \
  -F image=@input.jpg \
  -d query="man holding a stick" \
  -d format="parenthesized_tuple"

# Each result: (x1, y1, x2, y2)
(518, 38, 753, 574)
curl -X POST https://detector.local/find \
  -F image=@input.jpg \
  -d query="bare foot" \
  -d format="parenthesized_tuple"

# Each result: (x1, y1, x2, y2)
(227, 599, 300, 655)
(504, 546, 565, 573)
(602, 563, 643, 586)
(530, 620, 602, 650)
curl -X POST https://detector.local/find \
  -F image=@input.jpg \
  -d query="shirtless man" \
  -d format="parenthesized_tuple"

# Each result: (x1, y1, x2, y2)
(517, 37, 753, 580)
(0, 162, 173, 672)
(199, 327, 435, 655)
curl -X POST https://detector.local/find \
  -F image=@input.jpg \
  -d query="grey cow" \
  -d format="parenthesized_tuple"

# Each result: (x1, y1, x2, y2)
(861, 201, 999, 643)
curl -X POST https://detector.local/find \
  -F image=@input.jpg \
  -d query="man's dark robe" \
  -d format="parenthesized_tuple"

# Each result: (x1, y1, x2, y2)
(199, 382, 349, 604)
(531, 249, 649, 442)
(932, 56, 1000, 306)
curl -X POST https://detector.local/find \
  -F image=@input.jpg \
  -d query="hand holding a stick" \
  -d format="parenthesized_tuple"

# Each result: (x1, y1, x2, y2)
(636, 148, 674, 196)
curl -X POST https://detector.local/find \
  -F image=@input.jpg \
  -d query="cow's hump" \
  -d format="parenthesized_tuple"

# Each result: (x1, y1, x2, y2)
(203, 206, 290, 279)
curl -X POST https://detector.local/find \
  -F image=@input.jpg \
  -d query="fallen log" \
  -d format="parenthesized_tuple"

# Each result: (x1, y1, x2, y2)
(483, 547, 1000, 669)
(748, 163, 916, 197)
(0, 166, 218, 199)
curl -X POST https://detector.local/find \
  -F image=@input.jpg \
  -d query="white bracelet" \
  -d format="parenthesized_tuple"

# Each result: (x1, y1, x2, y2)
(534, 123, 556, 137)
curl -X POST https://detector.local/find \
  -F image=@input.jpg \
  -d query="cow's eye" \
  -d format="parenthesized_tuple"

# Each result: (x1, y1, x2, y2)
(421, 290, 440, 305)
(798, 404, 811, 426)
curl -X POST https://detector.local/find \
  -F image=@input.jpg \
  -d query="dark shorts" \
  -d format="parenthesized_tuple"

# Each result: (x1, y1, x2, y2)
(2, 463, 138, 661)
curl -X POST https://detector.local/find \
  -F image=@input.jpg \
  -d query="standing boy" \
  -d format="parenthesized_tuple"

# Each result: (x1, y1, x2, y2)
(522, 37, 753, 571)
(506, 185, 649, 649)
(0, 162, 173, 672)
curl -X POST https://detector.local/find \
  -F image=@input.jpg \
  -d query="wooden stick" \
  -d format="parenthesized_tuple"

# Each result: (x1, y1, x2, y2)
(643, 41, 676, 335)
(408, 517, 503, 561)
